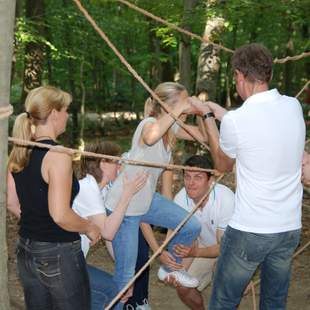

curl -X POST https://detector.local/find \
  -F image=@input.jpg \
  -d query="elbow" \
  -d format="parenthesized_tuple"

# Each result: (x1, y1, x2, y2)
(143, 135, 156, 146)
(51, 213, 68, 228)
(101, 232, 114, 241)
(215, 161, 234, 173)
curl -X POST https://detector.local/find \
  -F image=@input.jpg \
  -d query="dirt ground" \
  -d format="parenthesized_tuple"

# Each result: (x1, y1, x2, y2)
(7, 182, 310, 310)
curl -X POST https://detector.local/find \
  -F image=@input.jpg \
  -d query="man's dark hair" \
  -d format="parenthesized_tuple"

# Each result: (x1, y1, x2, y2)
(80, 141, 121, 182)
(231, 43, 273, 83)
(184, 155, 213, 177)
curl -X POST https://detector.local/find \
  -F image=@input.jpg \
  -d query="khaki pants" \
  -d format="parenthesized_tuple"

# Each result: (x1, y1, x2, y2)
(187, 256, 216, 292)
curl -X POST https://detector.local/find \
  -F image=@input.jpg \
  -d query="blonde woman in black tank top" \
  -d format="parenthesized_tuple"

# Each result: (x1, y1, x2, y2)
(7, 86, 101, 310)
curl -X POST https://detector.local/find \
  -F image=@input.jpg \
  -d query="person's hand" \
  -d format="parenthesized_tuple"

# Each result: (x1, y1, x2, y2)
(123, 171, 148, 197)
(86, 222, 101, 246)
(120, 285, 134, 303)
(206, 101, 228, 121)
(188, 96, 211, 115)
(164, 274, 181, 288)
(159, 250, 184, 270)
(302, 152, 310, 187)
(174, 243, 198, 258)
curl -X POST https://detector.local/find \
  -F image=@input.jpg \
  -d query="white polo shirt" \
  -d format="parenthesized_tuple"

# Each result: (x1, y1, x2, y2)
(174, 184, 235, 247)
(220, 89, 305, 233)
(73, 174, 108, 257)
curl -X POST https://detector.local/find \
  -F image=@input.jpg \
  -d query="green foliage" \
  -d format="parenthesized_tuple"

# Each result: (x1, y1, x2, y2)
(11, 0, 310, 143)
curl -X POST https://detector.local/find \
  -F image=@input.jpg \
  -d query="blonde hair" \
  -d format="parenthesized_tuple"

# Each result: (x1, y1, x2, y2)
(144, 82, 187, 148)
(8, 86, 72, 172)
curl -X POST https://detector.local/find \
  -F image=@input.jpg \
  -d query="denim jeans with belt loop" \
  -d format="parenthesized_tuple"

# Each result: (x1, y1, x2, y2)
(208, 226, 301, 310)
(16, 237, 90, 310)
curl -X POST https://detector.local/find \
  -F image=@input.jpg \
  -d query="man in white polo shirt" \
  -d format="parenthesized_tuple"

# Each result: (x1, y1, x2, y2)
(172, 155, 235, 310)
(190, 43, 305, 309)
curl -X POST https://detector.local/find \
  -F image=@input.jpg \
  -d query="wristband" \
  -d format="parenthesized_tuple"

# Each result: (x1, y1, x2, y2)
(203, 111, 215, 120)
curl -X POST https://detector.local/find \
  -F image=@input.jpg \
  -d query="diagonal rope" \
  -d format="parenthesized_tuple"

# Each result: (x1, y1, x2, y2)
(105, 173, 224, 310)
(73, 0, 209, 150)
(8, 137, 217, 174)
(296, 80, 310, 99)
(116, 0, 310, 65)
(116, 0, 234, 54)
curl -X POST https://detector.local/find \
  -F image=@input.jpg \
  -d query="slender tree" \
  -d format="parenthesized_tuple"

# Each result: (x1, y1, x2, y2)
(21, 0, 45, 102)
(0, 1, 16, 309)
(179, 0, 198, 93)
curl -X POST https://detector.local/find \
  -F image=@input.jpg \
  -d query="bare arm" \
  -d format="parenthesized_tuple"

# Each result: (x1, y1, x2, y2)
(190, 98, 235, 172)
(7, 171, 21, 219)
(45, 152, 100, 244)
(88, 172, 148, 241)
(141, 100, 193, 146)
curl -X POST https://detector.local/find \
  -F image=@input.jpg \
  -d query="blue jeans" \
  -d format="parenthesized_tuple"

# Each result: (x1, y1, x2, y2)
(87, 264, 121, 310)
(125, 228, 150, 308)
(16, 237, 90, 310)
(108, 192, 201, 307)
(209, 226, 301, 310)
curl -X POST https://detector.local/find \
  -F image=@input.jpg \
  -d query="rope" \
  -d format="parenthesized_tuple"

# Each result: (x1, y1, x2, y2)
(274, 52, 310, 64)
(8, 137, 218, 174)
(105, 174, 224, 310)
(0, 105, 13, 120)
(296, 80, 310, 99)
(116, 0, 310, 65)
(116, 0, 234, 54)
(73, 0, 209, 151)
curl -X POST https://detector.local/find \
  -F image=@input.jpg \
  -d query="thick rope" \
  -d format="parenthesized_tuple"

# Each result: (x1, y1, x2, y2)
(105, 174, 224, 310)
(73, 0, 209, 151)
(296, 80, 310, 99)
(116, 0, 234, 54)
(274, 52, 310, 64)
(8, 137, 218, 174)
(116, 0, 310, 64)
(0, 105, 13, 120)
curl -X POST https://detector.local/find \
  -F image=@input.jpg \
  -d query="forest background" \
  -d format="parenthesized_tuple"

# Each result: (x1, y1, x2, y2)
(1, 0, 310, 309)
(10, 0, 310, 149)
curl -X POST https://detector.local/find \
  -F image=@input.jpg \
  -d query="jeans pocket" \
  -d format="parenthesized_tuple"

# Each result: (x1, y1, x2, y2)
(34, 255, 61, 278)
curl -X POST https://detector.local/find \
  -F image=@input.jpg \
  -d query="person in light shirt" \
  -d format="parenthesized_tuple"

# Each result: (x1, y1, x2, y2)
(190, 43, 305, 309)
(171, 155, 234, 310)
(73, 141, 147, 310)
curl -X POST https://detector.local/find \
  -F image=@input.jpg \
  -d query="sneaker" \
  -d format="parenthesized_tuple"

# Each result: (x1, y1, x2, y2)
(157, 266, 199, 288)
(136, 298, 152, 310)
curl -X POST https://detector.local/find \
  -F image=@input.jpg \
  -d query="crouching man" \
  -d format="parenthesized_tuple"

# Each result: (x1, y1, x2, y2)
(172, 155, 235, 310)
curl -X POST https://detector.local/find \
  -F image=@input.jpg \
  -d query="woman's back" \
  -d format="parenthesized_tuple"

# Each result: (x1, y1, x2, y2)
(13, 139, 80, 242)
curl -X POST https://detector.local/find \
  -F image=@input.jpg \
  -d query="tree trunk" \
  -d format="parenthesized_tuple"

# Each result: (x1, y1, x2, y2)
(195, 16, 225, 101)
(179, 0, 198, 93)
(21, 0, 45, 102)
(148, 22, 162, 88)
(0, 1, 16, 309)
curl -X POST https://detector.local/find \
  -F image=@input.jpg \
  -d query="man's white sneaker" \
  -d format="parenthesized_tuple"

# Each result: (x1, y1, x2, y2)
(157, 266, 199, 288)
(136, 298, 152, 310)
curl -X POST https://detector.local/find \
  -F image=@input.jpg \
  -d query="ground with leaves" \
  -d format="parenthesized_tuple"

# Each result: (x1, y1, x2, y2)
(7, 172, 310, 310)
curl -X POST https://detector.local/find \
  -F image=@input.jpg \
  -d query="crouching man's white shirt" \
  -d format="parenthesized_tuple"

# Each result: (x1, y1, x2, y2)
(174, 184, 235, 247)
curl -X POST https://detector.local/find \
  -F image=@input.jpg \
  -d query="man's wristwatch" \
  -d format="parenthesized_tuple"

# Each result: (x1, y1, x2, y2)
(203, 111, 215, 120)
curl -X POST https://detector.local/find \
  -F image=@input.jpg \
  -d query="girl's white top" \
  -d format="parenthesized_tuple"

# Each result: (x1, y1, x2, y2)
(105, 117, 171, 216)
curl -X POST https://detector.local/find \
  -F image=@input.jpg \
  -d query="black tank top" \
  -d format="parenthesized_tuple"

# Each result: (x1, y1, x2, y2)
(13, 140, 80, 242)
